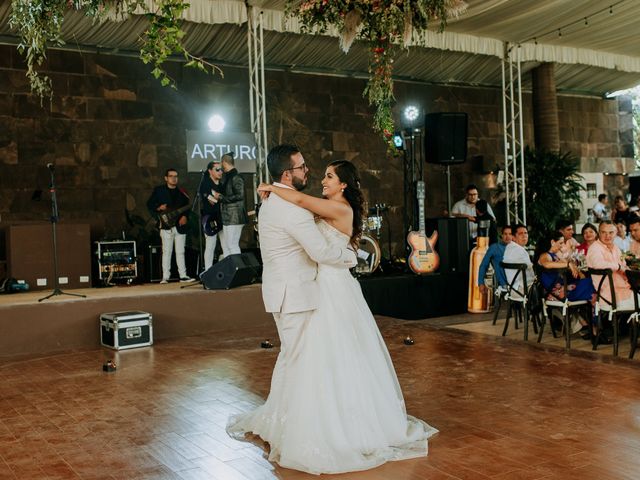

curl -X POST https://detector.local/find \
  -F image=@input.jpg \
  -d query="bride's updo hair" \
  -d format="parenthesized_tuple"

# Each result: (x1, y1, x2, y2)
(327, 160, 364, 249)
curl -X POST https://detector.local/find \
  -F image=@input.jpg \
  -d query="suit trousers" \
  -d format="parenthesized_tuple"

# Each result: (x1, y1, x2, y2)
(269, 310, 313, 399)
(203, 233, 218, 271)
(219, 224, 243, 259)
(160, 227, 187, 280)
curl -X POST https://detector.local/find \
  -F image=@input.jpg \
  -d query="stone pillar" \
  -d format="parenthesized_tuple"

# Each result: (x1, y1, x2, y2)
(531, 63, 560, 151)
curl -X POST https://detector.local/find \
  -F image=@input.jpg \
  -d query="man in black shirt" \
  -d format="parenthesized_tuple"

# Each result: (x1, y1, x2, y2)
(199, 161, 224, 270)
(146, 168, 193, 283)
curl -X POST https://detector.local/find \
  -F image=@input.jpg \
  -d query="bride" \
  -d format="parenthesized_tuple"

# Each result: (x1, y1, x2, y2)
(227, 159, 437, 474)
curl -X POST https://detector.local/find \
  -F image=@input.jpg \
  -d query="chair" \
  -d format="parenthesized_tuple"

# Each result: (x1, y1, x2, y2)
(499, 262, 537, 341)
(588, 268, 638, 357)
(536, 266, 590, 349)
(623, 270, 640, 359)
(492, 285, 508, 326)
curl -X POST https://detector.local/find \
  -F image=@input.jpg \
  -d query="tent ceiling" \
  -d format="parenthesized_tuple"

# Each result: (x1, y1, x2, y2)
(0, 0, 638, 95)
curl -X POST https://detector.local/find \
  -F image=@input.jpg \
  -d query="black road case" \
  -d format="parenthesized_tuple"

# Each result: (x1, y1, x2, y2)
(100, 311, 153, 350)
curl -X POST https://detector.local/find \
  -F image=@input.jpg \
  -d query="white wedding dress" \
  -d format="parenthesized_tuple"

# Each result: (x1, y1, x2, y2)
(227, 220, 437, 474)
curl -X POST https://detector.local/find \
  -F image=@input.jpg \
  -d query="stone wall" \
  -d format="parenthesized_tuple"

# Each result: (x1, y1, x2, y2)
(0, 46, 632, 259)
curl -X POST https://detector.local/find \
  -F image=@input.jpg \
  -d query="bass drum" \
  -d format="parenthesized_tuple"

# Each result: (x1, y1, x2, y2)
(354, 233, 381, 275)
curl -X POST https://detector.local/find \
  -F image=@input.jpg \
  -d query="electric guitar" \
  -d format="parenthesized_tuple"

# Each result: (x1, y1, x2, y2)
(157, 204, 190, 229)
(407, 181, 440, 274)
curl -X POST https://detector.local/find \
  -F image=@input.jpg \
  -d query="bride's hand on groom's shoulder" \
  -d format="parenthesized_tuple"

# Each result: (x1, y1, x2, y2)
(257, 182, 272, 201)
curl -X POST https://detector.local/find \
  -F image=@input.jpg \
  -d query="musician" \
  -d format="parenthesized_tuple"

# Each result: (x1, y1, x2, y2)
(146, 168, 192, 283)
(218, 152, 248, 258)
(199, 161, 224, 270)
(452, 184, 495, 241)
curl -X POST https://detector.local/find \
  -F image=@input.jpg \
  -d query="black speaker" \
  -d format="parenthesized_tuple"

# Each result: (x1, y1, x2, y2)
(200, 253, 260, 289)
(425, 112, 468, 164)
(425, 217, 470, 273)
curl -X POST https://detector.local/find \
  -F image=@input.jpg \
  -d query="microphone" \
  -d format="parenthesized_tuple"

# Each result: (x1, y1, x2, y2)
(47, 163, 55, 171)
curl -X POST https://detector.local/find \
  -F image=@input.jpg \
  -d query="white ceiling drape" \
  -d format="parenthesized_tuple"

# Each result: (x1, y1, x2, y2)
(0, 0, 638, 94)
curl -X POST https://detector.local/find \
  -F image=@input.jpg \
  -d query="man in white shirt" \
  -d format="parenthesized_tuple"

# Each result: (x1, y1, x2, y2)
(502, 223, 534, 292)
(614, 220, 631, 252)
(451, 184, 494, 240)
(592, 193, 609, 222)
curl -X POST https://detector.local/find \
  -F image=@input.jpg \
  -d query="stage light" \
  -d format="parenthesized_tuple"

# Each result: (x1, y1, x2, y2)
(404, 105, 419, 123)
(392, 132, 404, 149)
(207, 114, 226, 132)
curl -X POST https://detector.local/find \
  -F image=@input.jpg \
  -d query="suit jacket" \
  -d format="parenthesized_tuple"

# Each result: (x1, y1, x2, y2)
(258, 185, 357, 313)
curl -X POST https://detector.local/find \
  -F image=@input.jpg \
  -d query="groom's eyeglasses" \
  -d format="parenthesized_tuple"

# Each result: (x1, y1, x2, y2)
(286, 163, 307, 172)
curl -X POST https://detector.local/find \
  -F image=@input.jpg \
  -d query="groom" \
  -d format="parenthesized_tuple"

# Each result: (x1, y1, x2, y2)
(259, 144, 357, 390)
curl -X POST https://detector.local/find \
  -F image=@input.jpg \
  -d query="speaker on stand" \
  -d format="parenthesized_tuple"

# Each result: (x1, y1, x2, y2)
(424, 112, 468, 214)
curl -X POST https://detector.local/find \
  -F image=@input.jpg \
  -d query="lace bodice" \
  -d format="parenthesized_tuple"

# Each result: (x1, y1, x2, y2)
(316, 220, 350, 248)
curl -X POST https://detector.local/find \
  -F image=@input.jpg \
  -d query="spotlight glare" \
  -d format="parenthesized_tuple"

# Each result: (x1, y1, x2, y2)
(404, 105, 419, 122)
(207, 114, 226, 132)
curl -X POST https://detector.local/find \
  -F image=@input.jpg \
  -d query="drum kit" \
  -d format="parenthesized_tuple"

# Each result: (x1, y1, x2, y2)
(354, 203, 387, 276)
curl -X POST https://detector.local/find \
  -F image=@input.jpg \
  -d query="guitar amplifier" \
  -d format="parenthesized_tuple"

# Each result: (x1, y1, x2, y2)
(96, 241, 137, 283)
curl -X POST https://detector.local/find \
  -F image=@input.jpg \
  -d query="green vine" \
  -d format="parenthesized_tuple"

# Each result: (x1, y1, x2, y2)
(286, 0, 467, 148)
(8, 0, 222, 100)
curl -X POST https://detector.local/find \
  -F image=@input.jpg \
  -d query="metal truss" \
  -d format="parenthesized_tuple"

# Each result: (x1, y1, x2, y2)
(501, 42, 526, 225)
(247, 6, 268, 191)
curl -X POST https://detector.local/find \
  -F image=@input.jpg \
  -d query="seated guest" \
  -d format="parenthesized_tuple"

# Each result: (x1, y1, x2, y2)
(475, 199, 498, 244)
(556, 219, 579, 261)
(592, 193, 610, 222)
(614, 220, 631, 252)
(478, 225, 512, 296)
(586, 221, 636, 310)
(612, 196, 634, 226)
(536, 231, 596, 339)
(503, 224, 534, 292)
(629, 217, 640, 256)
(576, 223, 598, 256)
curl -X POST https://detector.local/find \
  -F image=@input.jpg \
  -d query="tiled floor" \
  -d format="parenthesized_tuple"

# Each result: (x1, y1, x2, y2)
(2, 316, 640, 479)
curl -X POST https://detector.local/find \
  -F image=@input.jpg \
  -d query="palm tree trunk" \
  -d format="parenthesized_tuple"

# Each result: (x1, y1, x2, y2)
(532, 63, 560, 151)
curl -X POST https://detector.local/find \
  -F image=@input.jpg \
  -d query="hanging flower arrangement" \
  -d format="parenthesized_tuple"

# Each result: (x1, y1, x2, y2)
(286, 0, 467, 147)
(8, 0, 221, 101)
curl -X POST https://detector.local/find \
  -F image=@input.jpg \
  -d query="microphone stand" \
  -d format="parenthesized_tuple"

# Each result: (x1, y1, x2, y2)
(181, 170, 207, 289)
(39, 165, 87, 302)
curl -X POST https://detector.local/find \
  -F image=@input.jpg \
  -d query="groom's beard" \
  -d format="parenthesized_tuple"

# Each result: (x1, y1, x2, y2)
(292, 177, 307, 191)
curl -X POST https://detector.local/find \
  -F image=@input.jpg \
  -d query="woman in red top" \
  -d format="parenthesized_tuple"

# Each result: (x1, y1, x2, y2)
(577, 223, 598, 255)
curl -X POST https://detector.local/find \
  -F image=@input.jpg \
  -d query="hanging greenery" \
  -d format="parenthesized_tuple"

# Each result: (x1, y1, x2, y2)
(286, 0, 467, 147)
(8, 0, 222, 101)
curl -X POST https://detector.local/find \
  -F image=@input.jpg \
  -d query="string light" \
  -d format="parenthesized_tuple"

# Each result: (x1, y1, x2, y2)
(520, 0, 626, 45)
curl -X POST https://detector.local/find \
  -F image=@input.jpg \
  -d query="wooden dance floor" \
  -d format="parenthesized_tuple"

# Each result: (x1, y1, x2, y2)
(1, 313, 640, 479)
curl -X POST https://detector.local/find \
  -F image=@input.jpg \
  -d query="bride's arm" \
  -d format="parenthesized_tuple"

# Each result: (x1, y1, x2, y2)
(258, 183, 350, 221)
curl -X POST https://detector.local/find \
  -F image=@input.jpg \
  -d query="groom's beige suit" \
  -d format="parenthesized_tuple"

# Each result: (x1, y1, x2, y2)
(258, 183, 356, 394)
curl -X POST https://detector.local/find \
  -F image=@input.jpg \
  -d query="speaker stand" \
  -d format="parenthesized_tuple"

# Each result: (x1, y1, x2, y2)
(445, 165, 452, 215)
